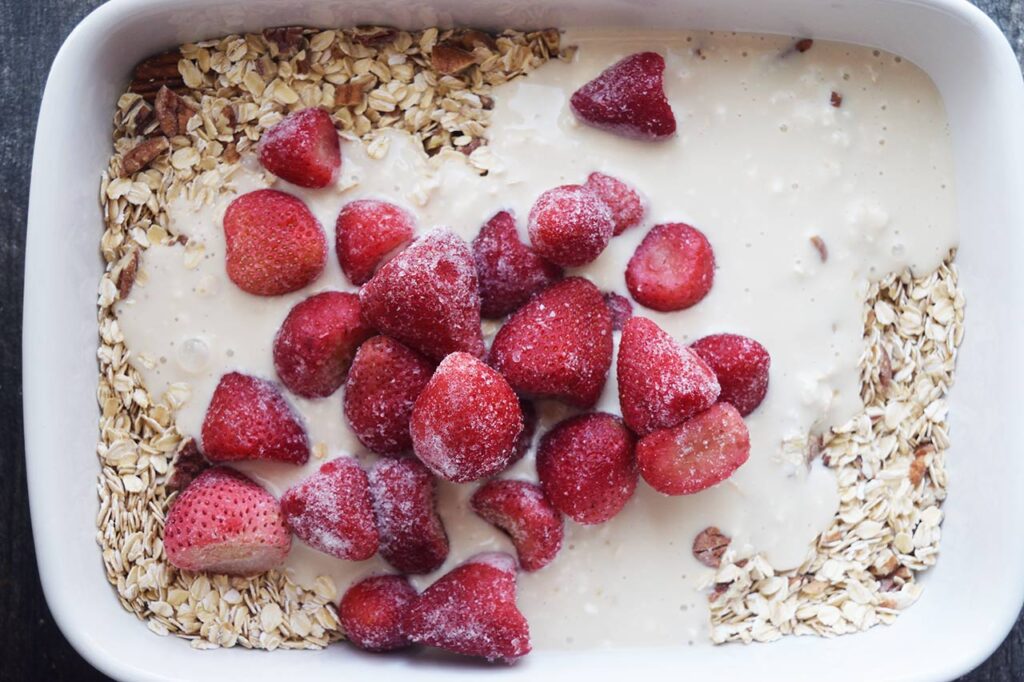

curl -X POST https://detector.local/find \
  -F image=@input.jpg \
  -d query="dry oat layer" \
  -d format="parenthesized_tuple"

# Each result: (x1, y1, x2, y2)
(96, 25, 963, 651)
(97, 25, 562, 650)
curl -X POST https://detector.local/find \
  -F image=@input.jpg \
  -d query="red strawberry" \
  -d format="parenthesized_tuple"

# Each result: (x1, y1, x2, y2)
(471, 480, 563, 572)
(569, 52, 676, 141)
(164, 467, 290, 574)
(535, 413, 637, 525)
(626, 222, 715, 311)
(690, 334, 771, 416)
(511, 399, 538, 465)
(273, 292, 373, 398)
(617, 317, 720, 436)
(338, 575, 417, 652)
(490, 278, 613, 408)
(403, 552, 530, 663)
(359, 229, 485, 361)
(603, 291, 633, 331)
(410, 353, 523, 483)
(336, 199, 415, 285)
(223, 189, 327, 296)
(585, 172, 645, 235)
(258, 107, 340, 188)
(636, 402, 750, 495)
(472, 210, 562, 318)
(369, 458, 449, 574)
(201, 372, 309, 464)
(343, 336, 434, 456)
(280, 458, 379, 560)
(527, 185, 614, 267)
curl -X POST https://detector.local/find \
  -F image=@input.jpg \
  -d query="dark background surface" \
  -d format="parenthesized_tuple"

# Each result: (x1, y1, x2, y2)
(1, 0, 1021, 680)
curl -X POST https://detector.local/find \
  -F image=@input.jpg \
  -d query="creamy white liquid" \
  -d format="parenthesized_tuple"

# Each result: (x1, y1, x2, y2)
(116, 29, 957, 649)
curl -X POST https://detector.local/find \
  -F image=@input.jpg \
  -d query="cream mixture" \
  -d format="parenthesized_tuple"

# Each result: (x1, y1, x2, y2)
(115, 29, 957, 648)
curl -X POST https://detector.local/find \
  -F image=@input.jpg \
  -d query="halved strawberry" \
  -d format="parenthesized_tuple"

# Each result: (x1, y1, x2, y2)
(603, 291, 633, 331)
(489, 278, 613, 409)
(472, 210, 562, 318)
(471, 480, 563, 571)
(272, 292, 373, 398)
(527, 185, 614, 267)
(338, 575, 417, 652)
(636, 403, 750, 495)
(569, 52, 676, 141)
(626, 222, 715, 311)
(690, 333, 771, 416)
(343, 336, 434, 456)
(223, 189, 327, 296)
(280, 457, 379, 560)
(410, 353, 523, 483)
(585, 172, 644, 235)
(164, 467, 290, 575)
(617, 317, 720, 436)
(336, 199, 415, 285)
(258, 107, 340, 188)
(368, 458, 449, 575)
(535, 413, 637, 525)
(403, 552, 530, 663)
(201, 372, 309, 464)
(359, 229, 485, 361)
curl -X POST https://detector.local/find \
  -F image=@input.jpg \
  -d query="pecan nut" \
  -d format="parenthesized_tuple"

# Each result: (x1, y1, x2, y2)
(693, 526, 731, 568)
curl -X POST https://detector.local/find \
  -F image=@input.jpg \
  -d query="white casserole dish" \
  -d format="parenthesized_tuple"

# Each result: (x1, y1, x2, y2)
(23, 0, 1024, 679)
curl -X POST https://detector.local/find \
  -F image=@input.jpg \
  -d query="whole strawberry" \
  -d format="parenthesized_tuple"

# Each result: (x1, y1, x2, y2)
(359, 228, 485, 361)
(528, 185, 614, 267)
(223, 189, 327, 296)
(272, 291, 373, 398)
(258, 107, 341, 188)
(369, 458, 449, 575)
(338, 575, 417, 652)
(165, 466, 291, 575)
(201, 372, 310, 465)
(690, 333, 771, 416)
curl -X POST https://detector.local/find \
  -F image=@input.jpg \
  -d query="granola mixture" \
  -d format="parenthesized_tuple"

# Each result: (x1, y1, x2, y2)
(96, 24, 964, 651)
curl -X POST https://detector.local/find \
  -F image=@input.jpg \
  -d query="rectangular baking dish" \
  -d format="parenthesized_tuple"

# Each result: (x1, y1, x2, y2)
(24, 0, 1024, 680)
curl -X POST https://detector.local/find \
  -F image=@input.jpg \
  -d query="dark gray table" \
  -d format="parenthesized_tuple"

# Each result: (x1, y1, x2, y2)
(1, 1, 1021, 679)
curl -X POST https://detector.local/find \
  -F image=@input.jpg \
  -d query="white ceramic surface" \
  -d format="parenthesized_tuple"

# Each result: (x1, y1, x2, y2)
(23, 0, 1024, 680)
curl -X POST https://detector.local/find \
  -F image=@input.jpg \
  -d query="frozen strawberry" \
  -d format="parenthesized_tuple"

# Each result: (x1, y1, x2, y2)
(338, 575, 417, 652)
(281, 457, 379, 560)
(585, 172, 644, 235)
(490, 278, 613, 408)
(403, 552, 530, 663)
(636, 402, 750, 495)
(603, 291, 633, 330)
(471, 480, 563, 571)
(369, 458, 449, 574)
(258, 107, 340, 188)
(273, 292, 373, 398)
(527, 185, 614, 267)
(201, 372, 309, 465)
(359, 229, 485, 361)
(410, 353, 523, 483)
(511, 399, 538, 465)
(617, 317, 720, 436)
(223, 189, 327, 296)
(343, 336, 434, 456)
(165, 466, 290, 574)
(626, 222, 715, 311)
(336, 199, 415, 285)
(570, 52, 676, 141)
(472, 210, 562, 318)
(690, 333, 771, 416)
(535, 413, 637, 525)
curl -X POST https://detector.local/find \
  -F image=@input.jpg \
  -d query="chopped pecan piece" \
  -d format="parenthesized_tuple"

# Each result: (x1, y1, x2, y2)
(129, 51, 185, 100)
(121, 136, 169, 176)
(455, 29, 497, 51)
(693, 527, 731, 568)
(351, 26, 398, 46)
(335, 82, 366, 107)
(795, 38, 814, 52)
(263, 26, 305, 56)
(154, 86, 195, 137)
(116, 250, 140, 300)
(134, 103, 153, 128)
(431, 44, 476, 75)
(480, 94, 495, 110)
(220, 105, 236, 129)
(909, 443, 935, 486)
(223, 142, 240, 164)
(830, 90, 843, 107)
(810, 235, 828, 262)
(878, 346, 893, 389)
(166, 438, 209, 494)
(458, 137, 485, 156)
